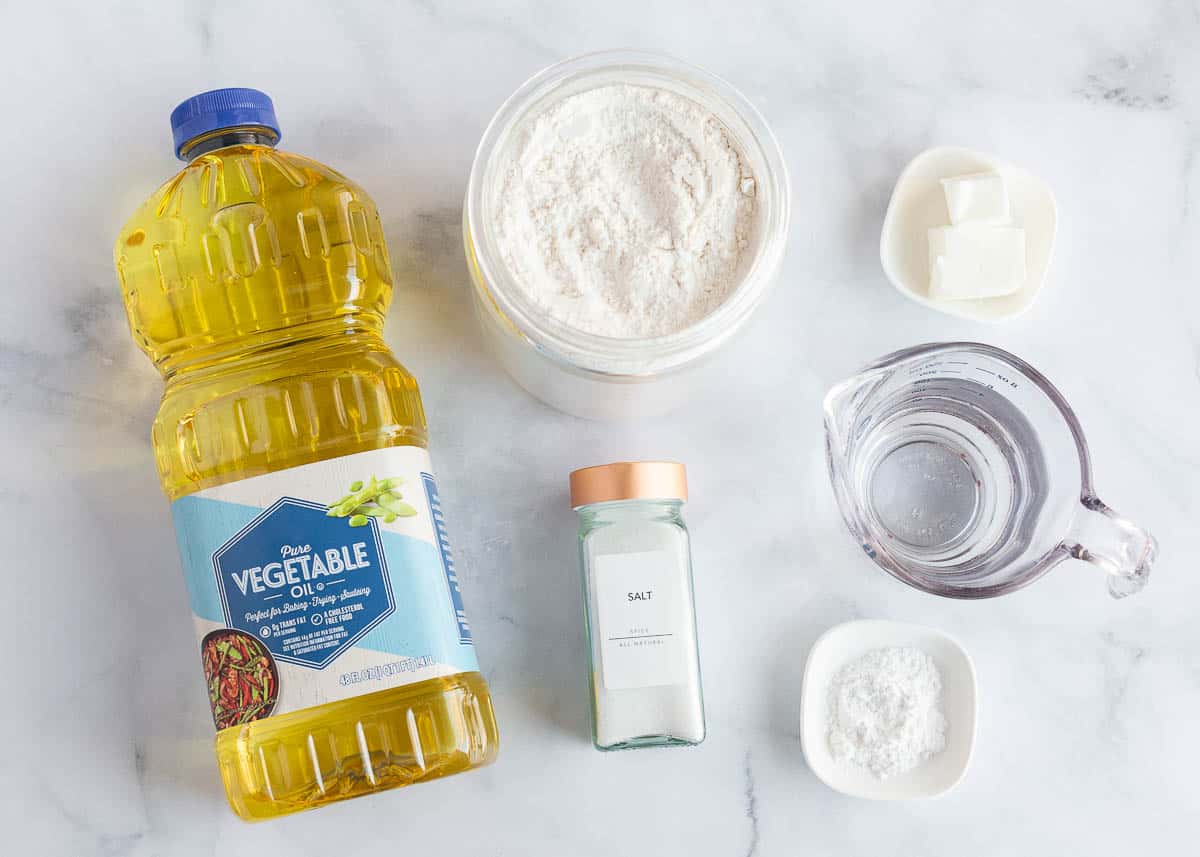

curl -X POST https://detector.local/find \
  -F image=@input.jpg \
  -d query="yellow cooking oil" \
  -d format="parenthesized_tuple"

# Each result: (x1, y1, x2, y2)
(114, 89, 497, 820)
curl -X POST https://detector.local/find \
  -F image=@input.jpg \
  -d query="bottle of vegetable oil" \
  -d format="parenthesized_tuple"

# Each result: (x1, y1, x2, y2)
(114, 88, 498, 820)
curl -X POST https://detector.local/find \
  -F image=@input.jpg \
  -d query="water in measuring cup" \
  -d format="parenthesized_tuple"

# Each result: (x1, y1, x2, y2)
(854, 380, 1048, 575)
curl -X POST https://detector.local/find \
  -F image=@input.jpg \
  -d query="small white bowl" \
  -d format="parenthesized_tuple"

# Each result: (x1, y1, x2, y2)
(799, 619, 977, 799)
(880, 146, 1057, 321)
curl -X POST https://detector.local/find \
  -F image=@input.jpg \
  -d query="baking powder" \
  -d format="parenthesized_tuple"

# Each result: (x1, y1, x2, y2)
(494, 83, 758, 338)
(827, 646, 948, 779)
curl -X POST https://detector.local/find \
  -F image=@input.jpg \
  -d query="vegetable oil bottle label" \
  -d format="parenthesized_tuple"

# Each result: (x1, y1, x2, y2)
(171, 446, 479, 731)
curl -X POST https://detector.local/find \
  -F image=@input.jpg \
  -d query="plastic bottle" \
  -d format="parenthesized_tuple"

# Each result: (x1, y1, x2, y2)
(114, 88, 498, 820)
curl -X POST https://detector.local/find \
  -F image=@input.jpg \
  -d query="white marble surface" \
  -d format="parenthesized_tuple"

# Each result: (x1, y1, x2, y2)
(3, 1, 1199, 854)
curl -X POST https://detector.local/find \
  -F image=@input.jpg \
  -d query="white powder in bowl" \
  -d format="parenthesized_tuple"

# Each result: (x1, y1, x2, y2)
(827, 646, 948, 779)
(492, 83, 758, 338)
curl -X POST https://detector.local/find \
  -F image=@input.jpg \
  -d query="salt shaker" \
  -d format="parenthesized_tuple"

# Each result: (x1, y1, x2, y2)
(569, 461, 706, 750)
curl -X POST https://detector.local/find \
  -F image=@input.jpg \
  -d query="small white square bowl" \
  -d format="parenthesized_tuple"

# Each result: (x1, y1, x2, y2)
(799, 619, 977, 799)
(880, 146, 1057, 321)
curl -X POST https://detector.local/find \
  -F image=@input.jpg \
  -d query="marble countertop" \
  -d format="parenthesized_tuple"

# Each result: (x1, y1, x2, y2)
(4, 1, 1198, 854)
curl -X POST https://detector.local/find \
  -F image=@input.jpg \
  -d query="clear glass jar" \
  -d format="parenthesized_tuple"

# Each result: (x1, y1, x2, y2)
(570, 462, 705, 750)
(464, 50, 791, 420)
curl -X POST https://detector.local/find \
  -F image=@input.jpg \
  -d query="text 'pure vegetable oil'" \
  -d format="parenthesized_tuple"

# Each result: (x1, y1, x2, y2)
(114, 88, 499, 820)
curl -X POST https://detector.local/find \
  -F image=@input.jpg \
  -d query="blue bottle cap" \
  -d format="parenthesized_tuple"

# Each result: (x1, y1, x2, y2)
(170, 88, 281, 160)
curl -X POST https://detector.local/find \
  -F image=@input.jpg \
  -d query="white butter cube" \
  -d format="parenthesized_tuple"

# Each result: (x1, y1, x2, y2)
(941, 172, 1010, 225)
(928, 225, 1027, 300)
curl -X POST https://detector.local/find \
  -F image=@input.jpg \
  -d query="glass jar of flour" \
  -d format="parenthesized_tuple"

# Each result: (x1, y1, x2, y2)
(569, 461, 706, 750)
(464, 50, 790, 420)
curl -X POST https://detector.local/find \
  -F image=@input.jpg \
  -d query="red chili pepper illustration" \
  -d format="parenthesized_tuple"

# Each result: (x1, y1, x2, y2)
(200, 630, 280, 730)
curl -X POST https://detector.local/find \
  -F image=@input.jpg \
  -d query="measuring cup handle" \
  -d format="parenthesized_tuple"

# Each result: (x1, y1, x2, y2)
(1064, 496, 1157, 598)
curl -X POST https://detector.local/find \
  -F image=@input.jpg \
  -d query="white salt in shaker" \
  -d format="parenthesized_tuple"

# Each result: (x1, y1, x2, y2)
(569, 461, 706, 750)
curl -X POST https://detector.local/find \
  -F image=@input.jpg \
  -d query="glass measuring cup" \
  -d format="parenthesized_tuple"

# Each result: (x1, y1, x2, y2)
(823, 342, 1156, 599)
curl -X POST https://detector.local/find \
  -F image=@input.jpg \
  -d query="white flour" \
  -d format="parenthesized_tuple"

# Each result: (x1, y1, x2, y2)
(827, 647, 947, 779)
(493, 83, 758, 338)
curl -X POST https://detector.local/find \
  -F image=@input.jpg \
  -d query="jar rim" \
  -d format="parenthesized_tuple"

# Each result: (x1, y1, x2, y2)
(464, 49, 791, 378)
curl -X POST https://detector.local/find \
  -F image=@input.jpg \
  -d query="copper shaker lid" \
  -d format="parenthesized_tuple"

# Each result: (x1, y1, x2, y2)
(569, 461, 687, 507)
